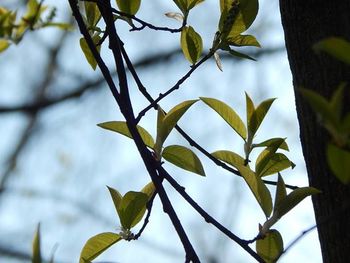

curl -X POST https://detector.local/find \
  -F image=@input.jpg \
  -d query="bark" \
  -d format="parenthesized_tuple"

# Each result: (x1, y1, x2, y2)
(279, 1, 350, 262)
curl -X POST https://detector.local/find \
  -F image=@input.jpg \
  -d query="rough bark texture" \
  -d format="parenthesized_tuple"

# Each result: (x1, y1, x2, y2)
(279, 1, 350, 262)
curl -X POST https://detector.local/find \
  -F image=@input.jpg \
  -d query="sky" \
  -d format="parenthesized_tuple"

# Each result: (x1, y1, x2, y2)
(0, 0, 322, 262)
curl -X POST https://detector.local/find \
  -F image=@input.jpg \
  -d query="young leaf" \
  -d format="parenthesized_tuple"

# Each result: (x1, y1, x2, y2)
(237, 165, 273, 217)
(80, 35, 101, 70)
(275, 187, 321, 219)
(313, 37, 350, 65)
(180, 26, 203, 64)
(32, 224, 42, 263)
(162, 145, 205, 176)
(141, 182, 156, 199)
(0, 39, 10, 53)
(157, 100, 198, 150)
(97, 121, 155, 149)
(85, 1, 101, 27)
(80, 232, 121, 263)
(256, 229, 283, 263)
(245, 92, 255, 128)
(228, 48, 256, 61)
(257, 153, 295, 177)
(173, 0, 187, 14)
(211, 150, 246, 168)
(327, 143, 350, 184)
(274, 174, 287, 213)
(249, 98, 275, 137)
(253, 138, 289, 151)
(200, 97, 247, 140)
(330, 83, 346, 122)
(107, 186, 122, 216)
(116, 0, 141, 15)
(119, 191, 148, 229)
(188, 0, 204, 10)
(214, 51, 223, 71)
(227, 34, 261, 47)
(165, 12, 184, 22)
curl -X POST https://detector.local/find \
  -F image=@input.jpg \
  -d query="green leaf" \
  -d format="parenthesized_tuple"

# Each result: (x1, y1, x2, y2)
(330, 83, 346, 122)
(257, 153, 295, 177)
(253, 138, 289, 151)
(211, 150, 246, 168)
(274, 174, 287, 213)
(32, 224, 42, 263)
(237, 165, 273, 217)
(256, 229, 283, 263)
(107, 186, 122, 216)
(43, 22, 74, 30)
(80, 35, 101, 70)
(187, 0, 204, 10)
(162, 145, 205, 176)
(180, 26, 203, 64)
(85, 1, 101, 27)
(275, 187, 321, 219)
(173, 0, 187, 14)
(249, 98, 275, 137)
(227, 34, 261, 47)
(98, 121, 155, 149)
(220, 0, 259, 36)
(313, 37, 350, 65)
(245, 92, 255, 128)
(116, 0, 141, 15)
(80, 232, 121, 263)
(200, 97, 247, 140)
(141, 182, 156, 199)
(156, 100, 198, 151)
(0, 39, 10, 53)
(327, 143, 350, 184)
(119, 191, 148, 229)
(228, 48, 256, 61)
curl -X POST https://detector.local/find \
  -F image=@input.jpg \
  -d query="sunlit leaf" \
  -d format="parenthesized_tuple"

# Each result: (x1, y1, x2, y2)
(327, 143, 350, 184)
(200, 97, 247, 140)
(173, 0, 187, 14)
(313, 37, 350, 65)
(275, 187, 321, 219)
(245, 92, 255, 128)
(227, 34, 260, 47)
(162, 145, 205, 176)
(43, 22, 74, 30)
(107, 186, 122, 216)
(188, 0, 204, 10)
(80, 232, 121, 263)
(257, 153, 295, 177)
(249, 98, 275, 137)
(253, 138, 289, 151)
(256, 229, 283, 263)
(0, 39, 10, 53)
(85, 1, 101, 27)
(98, 121, 155, 149)
(211, 150, 246, 168)
(141, 182, 156, 199)
(237, 165, 272, 217)
(116, 0, 141, 15)
(119, 191, 148, 229)
(80, 35, 101, 70)
(181, 26, 203, 64)
(255, 138, 285, 175)
(32, 224, 42, 263)
(274, 174, 287, 213)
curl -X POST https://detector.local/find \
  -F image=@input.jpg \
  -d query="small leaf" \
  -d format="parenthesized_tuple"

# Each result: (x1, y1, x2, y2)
(116, 0, 141, 15)
(180, 26, 203, 64)
(253, 138, 289, 151)
(162, 145, 205, 176)
(245, 92, 255, 129)
(32, 224, 42, 263)
(98, 121, 155, 149)
(214, 51, 223, 71)
(256, 229, 283, 263)
(237, 165, 273, 217)
(249, 98, 275, 137)
(275, 187, 321, 219)
(107, 186, 122, 216)
(257, 153, 295, 177)
(85, 1, 101, 27)
(274, 174, 287, 213)
(228, 48, 256, 61)
(227, 34, 261, 47)
(80, 35, 102, 70)
(173, 0, 187, 14)
(0, 39, 10, 53)
(141, 182, 156, 199)
(313, 37, 350, 65)
(165, 12, 184, 22)
(187, 0, 204, 10)
(327, 143, 350, 184)
(157, 100, 198, 150)
(330, 83, 346, 122)
(200, 97, 247, 140)
(119, 191, 148, 229)
(211, 150, 246, 168)
(80, 232, 121, 263)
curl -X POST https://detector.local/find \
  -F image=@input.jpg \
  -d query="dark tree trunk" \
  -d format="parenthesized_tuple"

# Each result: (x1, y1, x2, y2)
(279, 1, 350, 262)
